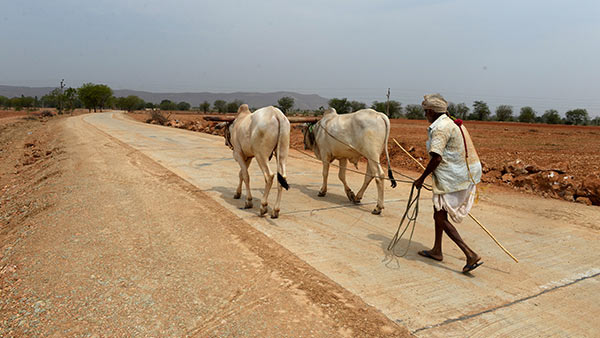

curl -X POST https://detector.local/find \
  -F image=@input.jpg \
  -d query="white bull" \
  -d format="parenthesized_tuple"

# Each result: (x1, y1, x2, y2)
(302, 108, 396, 214)
(224, 105, 290, 218)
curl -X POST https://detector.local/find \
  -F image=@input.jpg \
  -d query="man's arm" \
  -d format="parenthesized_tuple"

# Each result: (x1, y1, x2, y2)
(414, 152, 442, 189)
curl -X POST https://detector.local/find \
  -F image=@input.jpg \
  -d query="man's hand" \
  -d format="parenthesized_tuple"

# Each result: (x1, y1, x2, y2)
(414, 175, 425, 190)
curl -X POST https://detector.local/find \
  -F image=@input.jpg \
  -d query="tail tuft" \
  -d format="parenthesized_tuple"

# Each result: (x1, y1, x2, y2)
(388, 168, 397, 188)
(277, 172, 289, 190)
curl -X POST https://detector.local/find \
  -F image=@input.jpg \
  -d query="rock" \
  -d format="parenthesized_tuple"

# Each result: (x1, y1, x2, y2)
(580, 173, 600, 205)
(482, 169, 502, 183)
(513, 174, 534, 188)
(525, 164, 541, 173)
(575, 197, 592, 205)
(501, 173, 513, 183)
(504, 160, 528, 175)
(481, 160, 490, 173)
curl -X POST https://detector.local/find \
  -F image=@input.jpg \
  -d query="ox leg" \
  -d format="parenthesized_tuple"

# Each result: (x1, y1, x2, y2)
(372, 162, 386, 215)
(337, 158, 355, 202)
(255, 155, 274, 217)
(234, 153, 253, 209)
(234, 169, 243, 199)
(354, 164, 374, 204)
(318, 161, 330, 197)
(272, 181, 283, 219)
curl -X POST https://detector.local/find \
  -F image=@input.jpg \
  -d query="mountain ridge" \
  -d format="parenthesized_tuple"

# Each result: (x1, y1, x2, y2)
(0, 85, 329, 110)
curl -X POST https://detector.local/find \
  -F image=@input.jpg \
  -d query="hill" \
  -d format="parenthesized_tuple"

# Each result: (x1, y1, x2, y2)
(0, 85, 329, 110)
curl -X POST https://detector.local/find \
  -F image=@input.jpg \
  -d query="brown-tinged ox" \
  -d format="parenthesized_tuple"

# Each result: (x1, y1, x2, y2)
(302, 108, 397, 214)
(224, 104, 290, 218)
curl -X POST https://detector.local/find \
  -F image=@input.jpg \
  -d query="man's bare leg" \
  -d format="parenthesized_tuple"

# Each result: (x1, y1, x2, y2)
(419, 211, 444, 261)
(435, 210, 481, 269)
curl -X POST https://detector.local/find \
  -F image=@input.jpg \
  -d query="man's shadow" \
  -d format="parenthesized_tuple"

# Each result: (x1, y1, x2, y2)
(367, 233, 458, 273)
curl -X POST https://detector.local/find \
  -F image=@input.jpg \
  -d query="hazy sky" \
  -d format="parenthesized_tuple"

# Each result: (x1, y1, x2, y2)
(3, 0, 599, 115)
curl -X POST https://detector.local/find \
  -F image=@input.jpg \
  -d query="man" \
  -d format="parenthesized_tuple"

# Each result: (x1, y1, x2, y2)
(413, 94, 483, 273)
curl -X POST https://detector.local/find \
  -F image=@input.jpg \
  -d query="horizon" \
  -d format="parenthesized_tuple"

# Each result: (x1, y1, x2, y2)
(1, 83, 597, 118)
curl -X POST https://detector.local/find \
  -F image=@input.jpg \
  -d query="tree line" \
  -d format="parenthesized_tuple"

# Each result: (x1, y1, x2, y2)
(1, 84, 597, 126)
(0, 83, 301, 115)
(326, 97, 599, 126)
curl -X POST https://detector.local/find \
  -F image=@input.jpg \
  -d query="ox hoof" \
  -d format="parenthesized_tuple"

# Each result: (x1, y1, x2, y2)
(345, 190, 356, 202)
(371, 206, 383, 215)
(244, 200, 253, 209)
(317, 191, 327, 197)
(233, 193, 241, 199)
(271, 209, 280, 219)
(260, 204, 268, 216)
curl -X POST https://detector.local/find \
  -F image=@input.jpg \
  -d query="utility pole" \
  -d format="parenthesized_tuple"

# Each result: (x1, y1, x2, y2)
(386, 88, 390, 117)
(58, 79, 65, 114)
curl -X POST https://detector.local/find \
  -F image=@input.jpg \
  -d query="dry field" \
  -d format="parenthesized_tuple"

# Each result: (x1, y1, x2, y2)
(128, 111, 600, 205)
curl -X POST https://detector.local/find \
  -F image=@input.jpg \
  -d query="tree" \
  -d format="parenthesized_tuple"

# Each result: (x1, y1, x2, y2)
(328, 98, 352, 114)
(177, 101, 191, 111)
(159, 99, 177, 111)
(371, 100, 402, 118)
(405, 104, 425, 120)
(495, 105, 513, 121)
(116, 95, 145, 112)
(199, 100, 210, 113)
(542, 109, 562, 124)
(41, 88, 62, 108)
(213, 100, 227, 113)
(277, 96, 295, 114)
(63, 87, 78, 111)
(518, 106, 537, 123)
(469, 101, 491, 120)
(0, 96, 8, 108)
(226, 100, 244, 113)
(565, 108, 589, 125)
(78, 83, 113, 112)
(145, 102, 156, 109)
(350, 100, 367, 112)
(448, 102, 470, 120)
(590, 116, 600, 126)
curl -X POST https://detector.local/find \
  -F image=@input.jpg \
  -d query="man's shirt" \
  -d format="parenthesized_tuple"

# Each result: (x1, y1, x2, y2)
(426, 114, 482, 194)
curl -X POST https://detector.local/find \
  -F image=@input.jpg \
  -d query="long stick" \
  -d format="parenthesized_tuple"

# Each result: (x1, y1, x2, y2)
(392, 138, 519, 263)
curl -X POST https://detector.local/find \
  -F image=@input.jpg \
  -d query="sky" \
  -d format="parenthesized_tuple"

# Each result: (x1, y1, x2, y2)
(2, 0, 599, 116)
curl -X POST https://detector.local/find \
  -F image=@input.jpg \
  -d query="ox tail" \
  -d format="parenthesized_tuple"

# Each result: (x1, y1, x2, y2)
(275, 111, 290, 190)
(382, 114, 397, 188)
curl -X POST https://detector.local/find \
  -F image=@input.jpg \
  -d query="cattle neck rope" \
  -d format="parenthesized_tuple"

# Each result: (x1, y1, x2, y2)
(309, 122, 426, 189)
(392, 138, 519, 263)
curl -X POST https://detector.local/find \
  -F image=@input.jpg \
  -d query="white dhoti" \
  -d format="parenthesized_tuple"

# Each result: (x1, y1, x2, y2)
(432, 184, 476, 223)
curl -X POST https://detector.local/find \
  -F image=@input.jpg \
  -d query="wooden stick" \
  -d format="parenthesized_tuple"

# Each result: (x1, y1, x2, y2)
(392, 138, 519, 263)
(203, 115, 321, 124)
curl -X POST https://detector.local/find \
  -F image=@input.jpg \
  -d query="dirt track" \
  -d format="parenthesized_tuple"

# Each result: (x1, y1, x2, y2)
(2, 112, 600, 336)
(0, 114, 406, 336)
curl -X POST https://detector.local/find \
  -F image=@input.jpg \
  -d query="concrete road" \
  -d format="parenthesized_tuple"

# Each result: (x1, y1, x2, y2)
(84, 112, 600, 337)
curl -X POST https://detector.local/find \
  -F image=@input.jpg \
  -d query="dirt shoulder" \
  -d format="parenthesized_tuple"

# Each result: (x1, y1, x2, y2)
(0, 115, 408, 337)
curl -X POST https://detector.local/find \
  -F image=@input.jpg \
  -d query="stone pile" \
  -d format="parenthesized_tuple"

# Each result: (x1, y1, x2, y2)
(482, 159, 599, 205)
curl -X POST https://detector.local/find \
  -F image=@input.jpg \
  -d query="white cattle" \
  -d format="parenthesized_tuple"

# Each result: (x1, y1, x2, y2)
(302, 108, 397, 214)
(224, 105, 290, 218)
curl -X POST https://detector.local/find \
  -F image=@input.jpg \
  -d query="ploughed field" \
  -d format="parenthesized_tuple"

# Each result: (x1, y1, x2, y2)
(129, 111, 600, 206)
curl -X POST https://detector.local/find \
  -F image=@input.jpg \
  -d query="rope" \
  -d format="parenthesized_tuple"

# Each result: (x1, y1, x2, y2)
(387, 183, 421, 256)
(291, 143, 432, 191)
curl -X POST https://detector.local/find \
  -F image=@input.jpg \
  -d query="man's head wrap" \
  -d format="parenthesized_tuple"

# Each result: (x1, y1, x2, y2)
(421, 93, 448, 113)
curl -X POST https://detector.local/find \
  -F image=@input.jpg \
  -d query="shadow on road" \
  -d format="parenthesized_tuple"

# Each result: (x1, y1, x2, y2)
(367, 233, 461, 274)
(290, 182, 356, 205)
